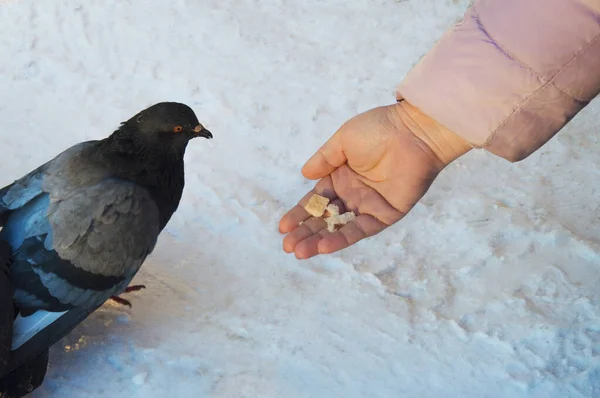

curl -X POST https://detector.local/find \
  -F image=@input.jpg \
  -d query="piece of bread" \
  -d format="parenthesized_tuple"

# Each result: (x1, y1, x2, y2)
(304, 194, 330, 217)
(324, 203, 356, 232)
(325, 203, 339, 217)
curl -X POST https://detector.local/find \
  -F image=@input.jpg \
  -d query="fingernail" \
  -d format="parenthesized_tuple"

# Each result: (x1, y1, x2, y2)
(317, 243, 326, 254)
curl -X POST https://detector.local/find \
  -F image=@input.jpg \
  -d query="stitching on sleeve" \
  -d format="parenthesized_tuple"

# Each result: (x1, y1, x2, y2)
(471, 5, 542, 81)
(474, 1, 600, 148)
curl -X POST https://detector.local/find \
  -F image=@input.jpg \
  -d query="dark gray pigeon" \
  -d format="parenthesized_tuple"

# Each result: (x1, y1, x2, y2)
(0, 102, 212, 317)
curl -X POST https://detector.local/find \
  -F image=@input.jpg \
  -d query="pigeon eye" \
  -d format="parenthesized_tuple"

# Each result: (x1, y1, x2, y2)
(173, 126, 183, 133)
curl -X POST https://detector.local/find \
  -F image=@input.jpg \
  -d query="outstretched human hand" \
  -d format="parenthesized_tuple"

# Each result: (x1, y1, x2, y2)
(279, 100, 471, 259)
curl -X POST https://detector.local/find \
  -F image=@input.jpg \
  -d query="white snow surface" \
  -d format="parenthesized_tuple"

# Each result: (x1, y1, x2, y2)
(1, 0, 600, 397)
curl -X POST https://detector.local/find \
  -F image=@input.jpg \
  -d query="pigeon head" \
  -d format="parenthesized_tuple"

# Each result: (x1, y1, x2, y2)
(124, 102, 213, 145)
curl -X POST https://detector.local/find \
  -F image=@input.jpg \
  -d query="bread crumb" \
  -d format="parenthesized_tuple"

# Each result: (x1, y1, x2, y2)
(324, 203, 356, 232)
(325, 203, 339, 217)
(304, 194, 330, 217)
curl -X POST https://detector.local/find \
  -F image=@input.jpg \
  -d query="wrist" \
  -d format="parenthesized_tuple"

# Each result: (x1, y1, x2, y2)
(391, 100, 472, 166)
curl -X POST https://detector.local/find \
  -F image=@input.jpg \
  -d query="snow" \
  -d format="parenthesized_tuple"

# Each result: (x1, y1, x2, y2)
(1, 0, 600, 397)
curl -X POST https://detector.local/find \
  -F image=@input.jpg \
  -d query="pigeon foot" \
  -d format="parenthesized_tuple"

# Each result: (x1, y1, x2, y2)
(109, 285, 146, 307)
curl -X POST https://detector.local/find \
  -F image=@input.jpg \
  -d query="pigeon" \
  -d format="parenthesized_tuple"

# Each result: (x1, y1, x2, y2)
(0, 102, 212, 317)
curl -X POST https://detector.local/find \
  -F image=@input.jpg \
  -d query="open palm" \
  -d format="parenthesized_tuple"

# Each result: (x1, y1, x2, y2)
(279, 104, 448, 259)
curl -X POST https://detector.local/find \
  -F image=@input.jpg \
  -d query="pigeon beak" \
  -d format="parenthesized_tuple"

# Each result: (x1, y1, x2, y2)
(192, 124, 213, 139)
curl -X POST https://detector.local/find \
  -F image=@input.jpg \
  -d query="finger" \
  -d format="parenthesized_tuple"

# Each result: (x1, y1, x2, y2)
(278, 178, 337, 234)
(294, 232, 328, 260)
(278, 204, 311, 234)
(301, 131, 346, 180)
(282, 199, 346, 253)
(282, 216, 326, 253)
(317, 215, 387, 255)
(278, 188, 319, 234)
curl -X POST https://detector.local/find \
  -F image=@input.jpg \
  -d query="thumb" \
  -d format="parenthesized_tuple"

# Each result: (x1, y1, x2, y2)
(301, 130, 347, 180)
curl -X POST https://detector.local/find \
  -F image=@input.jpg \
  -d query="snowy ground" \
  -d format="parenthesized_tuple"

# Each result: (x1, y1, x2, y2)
(1, 0, 600, 397)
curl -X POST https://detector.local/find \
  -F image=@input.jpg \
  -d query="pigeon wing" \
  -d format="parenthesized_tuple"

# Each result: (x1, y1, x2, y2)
(0, 141, 161, 313)
(9, 179, 160, 313)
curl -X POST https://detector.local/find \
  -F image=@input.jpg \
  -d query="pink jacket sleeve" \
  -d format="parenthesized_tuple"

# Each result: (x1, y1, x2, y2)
(396, 0, 600, 162)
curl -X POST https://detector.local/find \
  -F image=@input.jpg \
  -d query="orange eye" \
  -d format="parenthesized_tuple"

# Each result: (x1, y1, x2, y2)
(173, 126, 183, 133)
